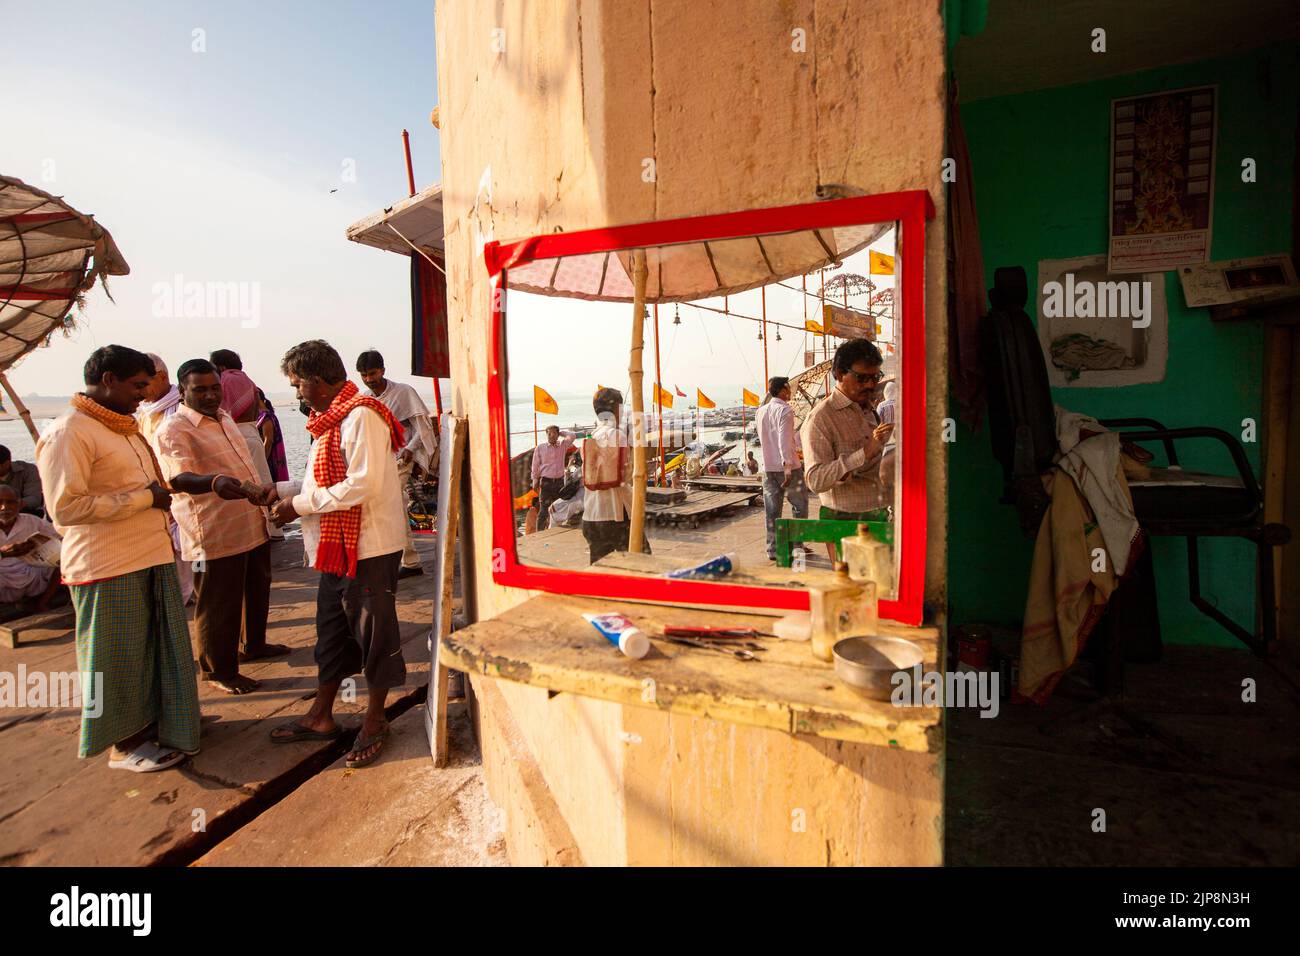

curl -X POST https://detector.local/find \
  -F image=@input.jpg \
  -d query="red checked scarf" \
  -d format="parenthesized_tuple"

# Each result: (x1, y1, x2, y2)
(305, 381, 405, 577)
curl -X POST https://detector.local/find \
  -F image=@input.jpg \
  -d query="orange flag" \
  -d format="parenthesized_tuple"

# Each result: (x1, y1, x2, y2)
(697, 389, 716, 409)
(653, 383, 674, 409)
(869, 250, 895, 275)
(805, 318, 825, 335)
(742, 388, 761, 407)
(534, 385, 558, 414)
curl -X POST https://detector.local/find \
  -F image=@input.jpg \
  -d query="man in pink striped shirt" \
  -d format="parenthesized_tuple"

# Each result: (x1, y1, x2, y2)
(531, 425, 576, 531)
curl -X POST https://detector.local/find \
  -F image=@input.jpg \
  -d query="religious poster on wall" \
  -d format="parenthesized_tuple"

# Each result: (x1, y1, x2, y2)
(1107, 85, 1216, 274)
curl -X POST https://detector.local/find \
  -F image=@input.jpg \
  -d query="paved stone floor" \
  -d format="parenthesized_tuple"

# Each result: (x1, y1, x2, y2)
(945, 643, 1300, 865)
(0, 533, 503, 867)
(518, 492, 839, 573)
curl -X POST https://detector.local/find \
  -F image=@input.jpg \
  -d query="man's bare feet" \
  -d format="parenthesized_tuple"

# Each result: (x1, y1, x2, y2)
(239, 643, 292, 663)
(206, 674, 260, 695)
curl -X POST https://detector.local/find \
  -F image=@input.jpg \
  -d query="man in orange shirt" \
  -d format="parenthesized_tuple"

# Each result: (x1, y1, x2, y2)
(156, 359, 289, 696)
(36, 345, 199, 773)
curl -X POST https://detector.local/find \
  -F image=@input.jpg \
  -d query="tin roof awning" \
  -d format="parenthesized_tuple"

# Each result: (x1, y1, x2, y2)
(345, 183, 444, 257)
(0, 175, 129, 373)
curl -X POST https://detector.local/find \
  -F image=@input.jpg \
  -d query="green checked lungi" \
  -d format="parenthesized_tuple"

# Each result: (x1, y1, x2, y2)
(818, 505, 891, 523)
(69, 563, 201, 758)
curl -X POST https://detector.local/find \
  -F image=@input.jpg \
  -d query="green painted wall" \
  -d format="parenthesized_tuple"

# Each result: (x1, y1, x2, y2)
(949, 43, 1298, 646)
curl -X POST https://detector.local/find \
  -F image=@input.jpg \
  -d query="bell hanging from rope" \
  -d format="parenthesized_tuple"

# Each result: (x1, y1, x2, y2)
(673, 304, 681, 326)
(775, 327, 782, 341)
(757, 328, 763, 341)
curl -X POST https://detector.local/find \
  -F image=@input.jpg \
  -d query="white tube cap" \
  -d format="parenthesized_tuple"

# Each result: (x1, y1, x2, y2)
(619, 628, 650, 660)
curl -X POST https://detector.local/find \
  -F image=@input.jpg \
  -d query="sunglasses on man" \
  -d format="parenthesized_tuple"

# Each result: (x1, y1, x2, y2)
(845, 369, 885, 384)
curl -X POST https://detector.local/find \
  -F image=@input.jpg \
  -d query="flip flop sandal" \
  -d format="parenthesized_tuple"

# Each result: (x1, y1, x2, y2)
(345, 724, 390, 768)
(270, 719, 344, 744)
(107, 742, 187, 773)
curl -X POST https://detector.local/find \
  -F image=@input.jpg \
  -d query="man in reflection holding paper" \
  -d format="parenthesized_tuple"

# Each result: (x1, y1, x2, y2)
(581, 387, 650, 564)
(802, 339, 893, 525)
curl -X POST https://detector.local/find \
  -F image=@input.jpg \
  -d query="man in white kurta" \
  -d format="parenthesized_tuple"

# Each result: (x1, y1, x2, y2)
(356, 349, 437, 577)
(137, 353, 193, 604)
(269, 340, 409, 769)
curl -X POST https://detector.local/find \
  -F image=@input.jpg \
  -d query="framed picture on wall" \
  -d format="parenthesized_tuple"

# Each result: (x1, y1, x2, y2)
(1108, 85, 1217, 274)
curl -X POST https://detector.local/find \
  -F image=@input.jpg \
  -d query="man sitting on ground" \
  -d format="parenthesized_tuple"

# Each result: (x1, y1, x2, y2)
(0, 445, 44, 515)
(0, 485, 61, 610)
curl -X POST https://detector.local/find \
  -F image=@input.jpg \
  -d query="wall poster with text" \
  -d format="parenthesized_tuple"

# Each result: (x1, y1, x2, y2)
(1108, 85, 1216, 274)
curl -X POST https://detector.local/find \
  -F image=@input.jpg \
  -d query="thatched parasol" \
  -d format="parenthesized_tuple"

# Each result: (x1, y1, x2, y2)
(0, 175, 129, 438)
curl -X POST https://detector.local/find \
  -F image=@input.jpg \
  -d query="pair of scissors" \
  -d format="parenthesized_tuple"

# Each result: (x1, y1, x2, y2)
(663, 636, 761, 661)
(663, 626, 775, 640)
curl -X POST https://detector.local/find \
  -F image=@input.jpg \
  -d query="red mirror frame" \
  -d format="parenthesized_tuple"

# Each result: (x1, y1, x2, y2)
(483, 190, 934, 625)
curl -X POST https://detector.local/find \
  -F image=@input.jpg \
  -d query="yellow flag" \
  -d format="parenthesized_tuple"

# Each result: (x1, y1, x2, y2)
(697, 389, 716, 409)
(534, 385, 558, 415)
(869, 250, 895, 275)
(654, 383, 674, 409)
(805, 318, 825, 335)
(742, 388, 761, 407)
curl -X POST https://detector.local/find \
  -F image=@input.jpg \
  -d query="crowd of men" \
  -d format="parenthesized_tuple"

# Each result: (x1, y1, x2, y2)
(15, 341, 435, 774)
(526, 337, 894, 566)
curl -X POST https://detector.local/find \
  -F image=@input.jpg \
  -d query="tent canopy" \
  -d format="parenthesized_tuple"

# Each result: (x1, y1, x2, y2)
(0, 175, 128, 372)
(346, 183, 445, 257)
(504, 221, 890, 305)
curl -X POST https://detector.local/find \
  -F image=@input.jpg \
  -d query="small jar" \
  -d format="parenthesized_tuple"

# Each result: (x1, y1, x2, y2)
(841, 523, 894, 595)
(809, 572, 877, 662)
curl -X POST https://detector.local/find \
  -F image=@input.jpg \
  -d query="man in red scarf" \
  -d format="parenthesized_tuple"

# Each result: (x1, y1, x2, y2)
(267, 340, 409, 768)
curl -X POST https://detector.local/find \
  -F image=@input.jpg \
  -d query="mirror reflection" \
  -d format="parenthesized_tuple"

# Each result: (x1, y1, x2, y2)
(504, 220, 901, 598)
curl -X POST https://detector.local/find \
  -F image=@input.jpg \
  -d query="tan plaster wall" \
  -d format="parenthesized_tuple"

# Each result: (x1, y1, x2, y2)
(435, 0, 949, 865)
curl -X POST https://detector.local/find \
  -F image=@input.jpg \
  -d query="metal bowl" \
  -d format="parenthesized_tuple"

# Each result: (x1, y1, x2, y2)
(832, 635, 925, 701)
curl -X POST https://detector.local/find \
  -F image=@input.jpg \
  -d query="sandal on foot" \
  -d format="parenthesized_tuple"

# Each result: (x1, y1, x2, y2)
(240, 644, 292, 663)
(345, 724, 390, 768)
(108, 742, 186, 773)
(270, 719, 342, 743)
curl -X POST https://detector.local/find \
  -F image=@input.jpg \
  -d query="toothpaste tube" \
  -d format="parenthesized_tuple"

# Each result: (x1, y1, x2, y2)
(665, 552, 738, 579)
(582, 612, 650, 659)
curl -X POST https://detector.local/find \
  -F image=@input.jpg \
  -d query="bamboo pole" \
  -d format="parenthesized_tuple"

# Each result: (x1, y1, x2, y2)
(653, 303, 665, 487)
(0, 373, 38, 443)
(628, 250, 649, 552)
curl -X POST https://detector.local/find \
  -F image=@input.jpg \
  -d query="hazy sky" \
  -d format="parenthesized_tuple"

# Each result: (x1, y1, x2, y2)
(3, 0, 440, 396)
(506, 237, 899, 406)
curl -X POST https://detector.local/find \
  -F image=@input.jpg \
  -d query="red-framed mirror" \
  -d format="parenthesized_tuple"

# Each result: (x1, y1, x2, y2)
(483, 191, 933, 625)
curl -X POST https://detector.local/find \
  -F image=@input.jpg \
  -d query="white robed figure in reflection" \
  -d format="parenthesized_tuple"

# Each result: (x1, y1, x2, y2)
(356, 349, 438, 578)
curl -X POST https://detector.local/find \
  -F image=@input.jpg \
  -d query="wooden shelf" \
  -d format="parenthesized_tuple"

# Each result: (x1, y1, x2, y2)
(440, 591, 941, 752)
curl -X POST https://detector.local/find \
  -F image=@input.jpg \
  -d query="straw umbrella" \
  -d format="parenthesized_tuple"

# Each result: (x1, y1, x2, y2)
(0, 175, 129, 440)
